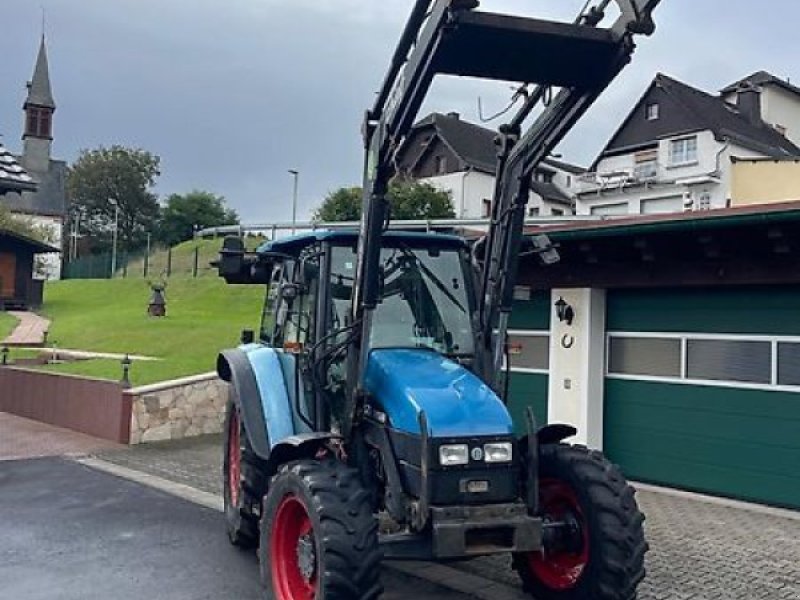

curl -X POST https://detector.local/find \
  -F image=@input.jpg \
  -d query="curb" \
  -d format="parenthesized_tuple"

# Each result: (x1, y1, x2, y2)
(74, 457, 527, 600)
(633, 481, 800, 523)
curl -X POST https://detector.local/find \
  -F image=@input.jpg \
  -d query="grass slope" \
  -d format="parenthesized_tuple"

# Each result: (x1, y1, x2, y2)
(39, 277, 264, 386)
(0, 311, 19, 340)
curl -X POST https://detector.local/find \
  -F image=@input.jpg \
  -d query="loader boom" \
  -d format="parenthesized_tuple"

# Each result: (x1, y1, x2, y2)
(345, 0, 663, 431)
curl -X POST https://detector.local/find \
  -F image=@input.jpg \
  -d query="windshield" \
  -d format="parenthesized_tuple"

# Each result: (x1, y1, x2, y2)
(329, 244, 474, 356)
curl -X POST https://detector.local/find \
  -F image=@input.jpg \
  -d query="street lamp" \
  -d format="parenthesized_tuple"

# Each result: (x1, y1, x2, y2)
(288, 169, 299, 234)
(109, 198, 120, 278)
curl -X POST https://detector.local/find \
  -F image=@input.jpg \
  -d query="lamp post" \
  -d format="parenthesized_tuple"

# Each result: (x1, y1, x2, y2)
(288, 169, 299, 234)
(109, 198, 120, 278)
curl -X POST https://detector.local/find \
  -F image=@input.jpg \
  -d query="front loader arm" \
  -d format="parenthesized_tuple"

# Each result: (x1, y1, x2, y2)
(344, 0, 664, 437)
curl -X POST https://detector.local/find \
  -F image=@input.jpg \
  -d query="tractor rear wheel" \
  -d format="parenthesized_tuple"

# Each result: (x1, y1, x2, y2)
(513, 443, 647, 600)
(260, 459, 382, 600)
(223, 395, 265, 548)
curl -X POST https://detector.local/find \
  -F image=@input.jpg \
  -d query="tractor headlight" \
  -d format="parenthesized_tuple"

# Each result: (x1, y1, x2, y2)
(439, 444, 469, 466)
(483, 442, 513, 463)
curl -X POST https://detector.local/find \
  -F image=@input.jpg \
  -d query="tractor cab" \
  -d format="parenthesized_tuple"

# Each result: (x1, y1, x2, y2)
(221, 230, 484, 432)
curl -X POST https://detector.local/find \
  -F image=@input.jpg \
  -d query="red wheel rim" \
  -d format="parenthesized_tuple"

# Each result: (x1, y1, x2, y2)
(228, 410, 241, 506)
(529, 478, 589, 590)
(270, 495, 317, 600)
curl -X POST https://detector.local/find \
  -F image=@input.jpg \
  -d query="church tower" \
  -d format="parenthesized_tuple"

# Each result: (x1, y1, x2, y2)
(22, 36, 56, 174)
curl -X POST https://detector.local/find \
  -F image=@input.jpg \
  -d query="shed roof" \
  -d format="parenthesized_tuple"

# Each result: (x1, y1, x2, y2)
(0, 228, 60, 254)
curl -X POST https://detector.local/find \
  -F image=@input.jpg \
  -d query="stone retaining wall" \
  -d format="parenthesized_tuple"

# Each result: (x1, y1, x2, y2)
(126, 373, 228, 444)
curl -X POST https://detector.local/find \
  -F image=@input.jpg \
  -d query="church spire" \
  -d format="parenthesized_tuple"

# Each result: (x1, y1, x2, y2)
(22, 34, 55, 171)
(25, 35, 56, 111)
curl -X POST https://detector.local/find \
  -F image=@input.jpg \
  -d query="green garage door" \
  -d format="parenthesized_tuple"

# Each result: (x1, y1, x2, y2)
(604, 287, 800, 510)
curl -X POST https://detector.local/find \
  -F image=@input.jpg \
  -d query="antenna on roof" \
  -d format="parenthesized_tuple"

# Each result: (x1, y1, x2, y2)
(41, 5, 47, 40)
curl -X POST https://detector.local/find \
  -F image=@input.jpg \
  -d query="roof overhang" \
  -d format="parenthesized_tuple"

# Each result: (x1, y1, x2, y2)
(0, 229, 60, 254)
(518, 201, 800, 289)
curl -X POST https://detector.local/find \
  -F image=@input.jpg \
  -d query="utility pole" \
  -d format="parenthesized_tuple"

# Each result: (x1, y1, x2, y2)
(109, 198, 119, 278)
(288, 169, 299, 235)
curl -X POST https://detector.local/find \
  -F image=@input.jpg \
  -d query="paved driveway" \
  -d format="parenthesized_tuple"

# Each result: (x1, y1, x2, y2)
(0, 457, 475, 600)
(100, 435, 800, 600)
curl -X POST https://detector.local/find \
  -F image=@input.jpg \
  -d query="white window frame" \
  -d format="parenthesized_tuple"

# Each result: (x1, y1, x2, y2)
(646, 102, 660, 121)
(606, 331, 800, 393)
(668, 136, 698, 166)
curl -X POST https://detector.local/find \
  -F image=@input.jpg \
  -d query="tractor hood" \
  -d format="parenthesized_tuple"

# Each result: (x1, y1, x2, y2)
(364, 349, 514, 438)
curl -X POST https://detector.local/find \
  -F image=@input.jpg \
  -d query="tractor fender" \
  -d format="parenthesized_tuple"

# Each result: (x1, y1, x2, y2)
(537, 424, 578, 446)
(268, 433, 343, 472)
(218, 349, 272, 461)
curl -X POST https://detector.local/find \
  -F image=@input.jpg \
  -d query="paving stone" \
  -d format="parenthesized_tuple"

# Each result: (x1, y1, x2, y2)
(95, 436, 800, 599)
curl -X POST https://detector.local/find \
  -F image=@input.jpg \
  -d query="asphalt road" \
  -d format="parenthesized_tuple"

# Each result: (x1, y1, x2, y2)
(0, 457, 474, 600)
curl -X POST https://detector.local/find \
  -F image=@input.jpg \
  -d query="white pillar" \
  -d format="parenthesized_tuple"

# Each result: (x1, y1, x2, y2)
(547, 288, 607, 449)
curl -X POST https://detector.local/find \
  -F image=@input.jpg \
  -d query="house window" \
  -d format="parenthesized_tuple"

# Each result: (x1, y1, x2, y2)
(535, 170, 554, 184)
(528, 206, 540, 217)
(669, 136, 698, 165)
(608, 337, 682, 378)
(507, 333, 550, 372)
(697, 192, 712, 211)
(566, 176, 572, 188)
(551, 208, 565, 216)
(646, 102, 660, 121)
(434, 155, 447, 174)
(687, 340, 771, 385)
(482, 199, 492, 218)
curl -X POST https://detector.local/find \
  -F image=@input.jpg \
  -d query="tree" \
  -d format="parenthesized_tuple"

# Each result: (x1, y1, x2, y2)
(67, 146, 161, 251)
(313, 187, 362, 222)
(158, 190, 239, 246)
(313, 181, 454, 222)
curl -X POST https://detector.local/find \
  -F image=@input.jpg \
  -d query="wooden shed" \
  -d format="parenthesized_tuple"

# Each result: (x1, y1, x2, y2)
(0, 229, 59, 309)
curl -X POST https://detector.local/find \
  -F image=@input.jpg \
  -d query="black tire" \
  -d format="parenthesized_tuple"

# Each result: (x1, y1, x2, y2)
(259, 459, 382, 600)
(223, 393, 267, 548)
(513, 443, 648, 600)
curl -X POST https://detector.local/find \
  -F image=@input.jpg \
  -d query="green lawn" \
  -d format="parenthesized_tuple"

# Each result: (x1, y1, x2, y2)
(0, 311, 19, 340)
(37, 277, 264, 386)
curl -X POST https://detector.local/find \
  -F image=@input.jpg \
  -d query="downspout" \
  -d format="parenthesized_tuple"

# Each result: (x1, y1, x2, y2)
(461, 166, 472, 218)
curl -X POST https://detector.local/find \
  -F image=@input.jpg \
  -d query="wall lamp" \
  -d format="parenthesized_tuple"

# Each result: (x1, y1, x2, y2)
(555, 297, 575, 326)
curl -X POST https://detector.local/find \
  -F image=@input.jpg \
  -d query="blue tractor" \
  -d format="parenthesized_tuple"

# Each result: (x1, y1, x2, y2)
(216, 2, 662, 599)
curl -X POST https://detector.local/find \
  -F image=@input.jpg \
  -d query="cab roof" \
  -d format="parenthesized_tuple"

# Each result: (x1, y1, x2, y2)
(256, 229, 467, 256)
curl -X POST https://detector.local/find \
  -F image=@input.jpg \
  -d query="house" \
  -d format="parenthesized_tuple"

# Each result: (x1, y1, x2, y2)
(576, 72, 800, 216)
(504, 201, 800, 511)
(397, 112, 584, 218)
(730, 156, 800, 206)
(1, 36, 68, 280)
(0, 228, 59, 309)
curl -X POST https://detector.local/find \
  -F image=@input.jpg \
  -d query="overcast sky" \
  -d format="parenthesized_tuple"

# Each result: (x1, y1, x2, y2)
(2, 0, 798, 222)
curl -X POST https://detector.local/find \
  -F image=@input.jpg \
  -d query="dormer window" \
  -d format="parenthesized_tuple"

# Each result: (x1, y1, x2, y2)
(646, 102, 660, 121)
(434, 155, 447, 174)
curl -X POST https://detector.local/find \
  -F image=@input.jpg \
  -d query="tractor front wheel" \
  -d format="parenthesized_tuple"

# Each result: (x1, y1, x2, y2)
(260, 459, 382, 600)
(513, 444, 648, 600)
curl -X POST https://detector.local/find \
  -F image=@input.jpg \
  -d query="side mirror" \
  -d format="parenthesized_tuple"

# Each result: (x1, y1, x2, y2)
(216, 236, 274, 284)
